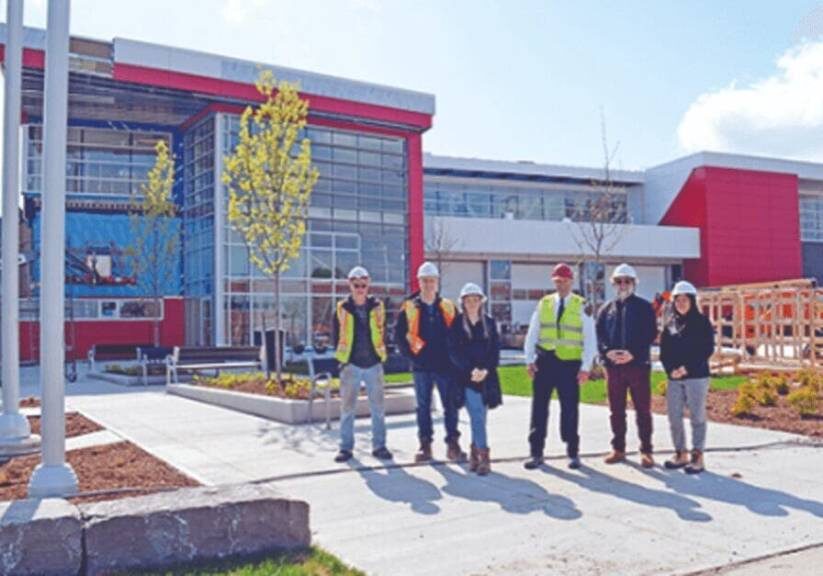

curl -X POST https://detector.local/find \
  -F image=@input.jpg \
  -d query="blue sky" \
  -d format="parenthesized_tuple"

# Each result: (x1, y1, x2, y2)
(6, 0, 823, 169)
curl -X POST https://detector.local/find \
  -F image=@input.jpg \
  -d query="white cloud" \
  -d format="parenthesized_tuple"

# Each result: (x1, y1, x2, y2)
(677, 41, 823, 162)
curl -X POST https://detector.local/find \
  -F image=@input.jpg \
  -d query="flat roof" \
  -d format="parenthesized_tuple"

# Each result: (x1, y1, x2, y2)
(0, 24, 436, 117)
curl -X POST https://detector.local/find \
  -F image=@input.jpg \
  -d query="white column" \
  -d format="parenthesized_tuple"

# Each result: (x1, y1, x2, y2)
(213, 114, 225, 345)
(28, 0, 77, 498)
(0, 0, 39, 456)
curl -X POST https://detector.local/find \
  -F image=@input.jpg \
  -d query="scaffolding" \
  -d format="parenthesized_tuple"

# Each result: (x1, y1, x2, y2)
(696, 278, 823, 372)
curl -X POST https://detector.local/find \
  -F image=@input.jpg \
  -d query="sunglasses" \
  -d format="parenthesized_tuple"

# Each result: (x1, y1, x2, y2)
(614, 278, 634, 286)
(351, 282, 368, 289)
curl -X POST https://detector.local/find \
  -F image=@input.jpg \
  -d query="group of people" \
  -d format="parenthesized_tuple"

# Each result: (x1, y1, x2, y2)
(332, 260, 715, 476)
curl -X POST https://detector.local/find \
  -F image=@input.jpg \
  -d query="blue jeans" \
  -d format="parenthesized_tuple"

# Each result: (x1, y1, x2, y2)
(339, 363, 386, 452)
(413, 370, 460, 444)
(464, 387, 487, 449)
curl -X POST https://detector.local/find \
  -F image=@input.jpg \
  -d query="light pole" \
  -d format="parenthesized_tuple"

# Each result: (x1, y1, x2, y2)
(0, 0, 40, 457)
(28, 0, 77, 498)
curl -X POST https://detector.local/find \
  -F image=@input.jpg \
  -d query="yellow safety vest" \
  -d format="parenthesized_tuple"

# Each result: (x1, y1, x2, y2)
(335, 299, 388, 364)
(402, 297, 456, 355)
(537, 294, 584, 361)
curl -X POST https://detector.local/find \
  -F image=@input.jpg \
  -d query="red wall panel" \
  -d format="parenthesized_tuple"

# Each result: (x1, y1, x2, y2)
(661, 167, 802, 287)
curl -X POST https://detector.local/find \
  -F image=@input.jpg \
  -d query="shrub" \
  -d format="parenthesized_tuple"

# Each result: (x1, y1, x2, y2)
(754, 379, 778, 407)
(282, 379, 311, 399)
(731, 382, 758, 417)
(787, 386, 819, 417)
(796, 369, 823, 394)
(765, 374, 790, 396)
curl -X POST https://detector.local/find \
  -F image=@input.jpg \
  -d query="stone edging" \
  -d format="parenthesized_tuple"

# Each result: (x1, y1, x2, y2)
(167, 382, 417, 424)
(88, 371, 169, 387)
(0, 483, 310, 575)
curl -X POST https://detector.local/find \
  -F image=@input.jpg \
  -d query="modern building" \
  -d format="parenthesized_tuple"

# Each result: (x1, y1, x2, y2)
(1, 25, 821, 358)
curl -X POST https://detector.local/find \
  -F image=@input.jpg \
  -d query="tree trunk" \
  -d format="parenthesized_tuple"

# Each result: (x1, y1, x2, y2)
(153, 296, 161, 347)
(274, 271, 283, 386)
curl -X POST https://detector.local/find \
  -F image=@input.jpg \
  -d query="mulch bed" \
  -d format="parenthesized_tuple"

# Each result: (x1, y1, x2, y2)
(647, 390, 823, 438)
(27, 412, 104, 438)
(0, 441, 200, 504)
(19, 397, 40, 408)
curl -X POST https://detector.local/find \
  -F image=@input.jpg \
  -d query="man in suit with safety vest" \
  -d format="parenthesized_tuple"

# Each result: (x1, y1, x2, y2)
(523, 263, 597, 470)
(395, 261, 466, 463)
(332, 266, 393, 463)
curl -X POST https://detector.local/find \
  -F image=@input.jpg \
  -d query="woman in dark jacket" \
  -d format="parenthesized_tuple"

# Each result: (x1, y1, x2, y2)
(447, 283, 502, 475)
(659, 281, 715, 474)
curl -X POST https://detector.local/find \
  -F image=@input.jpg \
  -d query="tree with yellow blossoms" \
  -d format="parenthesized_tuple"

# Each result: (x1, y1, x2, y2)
(127, 139, 179, 347)
(222, 70, 319, 383)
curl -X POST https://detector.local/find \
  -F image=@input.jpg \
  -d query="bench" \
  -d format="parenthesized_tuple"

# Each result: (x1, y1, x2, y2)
(136, 346, 175, 386)
(88, 343, 152, 372)
(166, 346, 264, 385)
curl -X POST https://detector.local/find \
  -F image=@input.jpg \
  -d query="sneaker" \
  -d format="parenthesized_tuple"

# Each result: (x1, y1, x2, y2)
(567, 456, 581, 470)
(372, 446, 394, 460)
(604, 450, 626, 464)
(523, 456, 544, 470)
(334, 449, 353, 463)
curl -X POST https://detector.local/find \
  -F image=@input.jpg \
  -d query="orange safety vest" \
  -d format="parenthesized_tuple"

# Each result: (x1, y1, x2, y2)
(402, 296, 456, 355)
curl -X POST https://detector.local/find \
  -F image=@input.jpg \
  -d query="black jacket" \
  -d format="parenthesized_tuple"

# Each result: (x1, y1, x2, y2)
(394, 293, 453, 372)
(447, 313, 503, 409)
(596, 294, 657, 367)
(660, 310, 715, 380)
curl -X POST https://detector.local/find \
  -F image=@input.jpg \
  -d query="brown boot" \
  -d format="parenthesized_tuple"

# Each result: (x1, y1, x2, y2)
(414, 441, 432, 463)
(640, 452, 655, 468)
(447, 439, 467, 462)
(685, 450, 704, 474)
(664, 450, 690, 469)
(469, 444, 479, 472)
(476, 447, 491, 476)
(604, 450, 626, 464)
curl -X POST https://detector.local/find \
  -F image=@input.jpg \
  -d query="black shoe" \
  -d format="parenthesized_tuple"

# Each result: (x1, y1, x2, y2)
(372, 447, 394, 460)
(334, 449, 353, 463)
(568, 456, 581, 470)
(523, 456, 544, 470)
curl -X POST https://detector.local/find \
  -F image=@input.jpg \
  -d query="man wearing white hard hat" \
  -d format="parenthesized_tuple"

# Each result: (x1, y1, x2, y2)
(659, 280, 714, 474)
(332, 266, 393, 463)
(395, 261, 465, 463)
(522, 263, 597, 470)
(596, 263, 658, 468)
(446, 283, 502, 475)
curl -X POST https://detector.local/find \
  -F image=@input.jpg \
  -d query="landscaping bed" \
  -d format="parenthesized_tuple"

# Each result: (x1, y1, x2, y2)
(0, 440, 200, 503)
(27, 411, 104, 438)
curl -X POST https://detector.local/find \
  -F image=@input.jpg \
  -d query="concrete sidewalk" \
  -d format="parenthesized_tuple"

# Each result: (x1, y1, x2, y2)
(11, 366, 823, 575)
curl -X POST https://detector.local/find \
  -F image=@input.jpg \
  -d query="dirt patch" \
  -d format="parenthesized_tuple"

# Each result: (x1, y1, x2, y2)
(27, 412, 104, 438)
(0, 441, 200, 503)
(647, 390, 823, 438)
(19, 397, 40, 408)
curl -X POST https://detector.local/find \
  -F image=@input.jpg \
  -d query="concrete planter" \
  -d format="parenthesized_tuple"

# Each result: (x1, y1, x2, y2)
(88, 371, 170, 387)
(166, 383, 416, 424)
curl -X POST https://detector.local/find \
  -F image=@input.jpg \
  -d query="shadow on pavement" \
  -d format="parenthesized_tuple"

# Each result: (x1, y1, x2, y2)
(543, 463, 713, 522)
(433, 463, 582, 520)
(352, 459, 442, 515)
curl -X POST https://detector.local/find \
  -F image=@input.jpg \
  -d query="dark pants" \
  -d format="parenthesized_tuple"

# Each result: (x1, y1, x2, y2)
(606, 364, 653, 454)
(413, 370, 460, 444)
(528, 351, 581, 458)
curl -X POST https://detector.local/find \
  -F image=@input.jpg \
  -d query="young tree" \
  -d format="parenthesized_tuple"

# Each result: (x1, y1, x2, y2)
(566, 113, 628, 314)
(425, 218, 460, 289)
(222, 70, 319, 383)
(127, 139, 178, 347)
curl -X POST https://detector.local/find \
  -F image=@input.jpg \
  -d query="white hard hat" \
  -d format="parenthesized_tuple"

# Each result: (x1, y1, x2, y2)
(611, 263, 638, 283)
(417, 261, 440, 279)
(347, 266, 370, 280)
(672, 281, 697, 296)
(459, 282, 486, 301)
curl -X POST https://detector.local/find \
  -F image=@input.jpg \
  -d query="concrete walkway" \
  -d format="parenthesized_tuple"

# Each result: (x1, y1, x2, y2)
(10, 365, 823, 575)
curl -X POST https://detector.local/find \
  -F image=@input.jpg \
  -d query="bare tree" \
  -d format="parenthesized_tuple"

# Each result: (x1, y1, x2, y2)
(566, 111, 629, 314)
(425, 218, 461, 289)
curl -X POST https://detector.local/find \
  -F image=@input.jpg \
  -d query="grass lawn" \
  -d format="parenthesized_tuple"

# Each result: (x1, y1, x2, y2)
(383, 366, 747, 404)
(128, 547, 363, 576)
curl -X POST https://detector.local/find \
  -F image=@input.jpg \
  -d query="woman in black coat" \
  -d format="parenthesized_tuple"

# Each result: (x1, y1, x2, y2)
(447, 283, 502, 476)
(659, 281, 715, 474)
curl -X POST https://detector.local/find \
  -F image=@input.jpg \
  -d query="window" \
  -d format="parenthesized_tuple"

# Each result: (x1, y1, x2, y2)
(800, 195, 823, 242)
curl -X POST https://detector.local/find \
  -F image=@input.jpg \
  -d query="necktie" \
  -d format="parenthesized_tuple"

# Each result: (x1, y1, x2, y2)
(557, 297, 565, 333)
